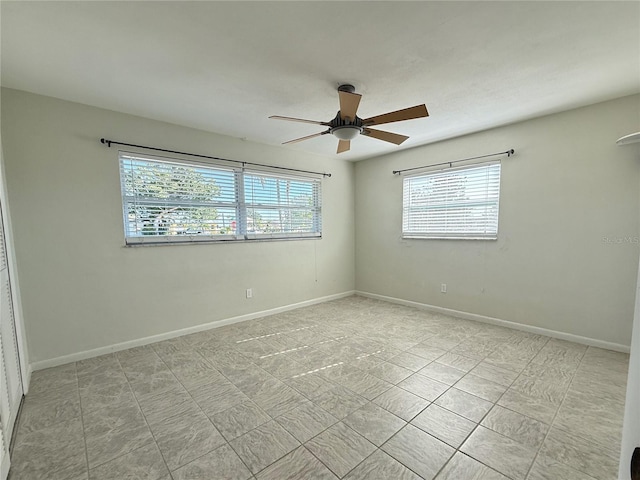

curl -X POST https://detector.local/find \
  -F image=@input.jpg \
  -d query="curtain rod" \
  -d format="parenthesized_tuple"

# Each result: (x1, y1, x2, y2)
(100, 138, 332, 178)
(392, 149, 514, 175)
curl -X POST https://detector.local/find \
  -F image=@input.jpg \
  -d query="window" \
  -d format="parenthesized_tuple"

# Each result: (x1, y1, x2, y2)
(402, 161, 501, 239)
(119, 153, 321, 244)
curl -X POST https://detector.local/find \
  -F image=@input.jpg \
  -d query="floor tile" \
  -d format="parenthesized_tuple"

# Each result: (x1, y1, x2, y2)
(418, 362, 466, 386)
(76, 354, 122, 378)
(83, 403, 155, 468)
(314, 385, 368, 419)
(150, 410, 226, 470)
(171, 444, 252, 480)
(79, 379, 137, 414)
(509, 372, 569, 405)
(388, 352, 431, 371)
(129, 370, 185, 401)
(190, 378, 249, 416)
(460, 426, 537, 480)
(497, 389, 558, 424)
(256, 446, 338, 480)
(275, 401, 338, 443)
(434, 352, 480, 372)
(435, 452, 508, 480)
(249, 377, 309, 417)
(484, 347, 532, 373)
(381, 424, 454, 480)
(338, 371, 393, 400)
(367, 362, 414, 384)
(450, 339, 497, 360)
(169, 354, 223, 389)
(18, 393, 81, 432)
(230, 420, 300, 474)
(469, 362, 519, 387)
(397, 373, 449, 401)
(343, 402, 406, 446)
(372, 386, 429, 421)
(434, 388, 492, 422)
(88, 442, 169, 480)
(539, 427, 619, 480)
(553, 389, 624, 451)
(28, 363, 78, 396)
(86, 423, 154, 469)
(344, 449, 421, 480)
(411, 403, 476, 448)
(407, 343, 448, 361)
(305, 422, 376, 478)
(256, 354, 308, 379)
(10, 416, 87, 480)
(454, 374, 507, 402)
(527, 454, 598, 480)
(422, 335, 463, 351)
(285, 372, 337, 400)
(211, 400, 272, 441)
(137, 387, 200, 426)
(481, 405, 548, 448)
(222, 364, 275, 393)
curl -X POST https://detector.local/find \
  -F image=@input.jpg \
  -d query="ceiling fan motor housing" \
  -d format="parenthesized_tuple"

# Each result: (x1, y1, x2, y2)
(329, 111, 363, 140)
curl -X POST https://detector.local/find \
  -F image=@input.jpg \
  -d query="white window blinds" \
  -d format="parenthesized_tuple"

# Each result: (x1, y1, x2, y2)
(119, 153, 322, 244)
(244, 172, 322, 239)
(402, 161, 501, 239)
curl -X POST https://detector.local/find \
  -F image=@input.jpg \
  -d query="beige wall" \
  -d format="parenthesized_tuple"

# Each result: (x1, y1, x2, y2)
(355, 95, 640, 347)
(1, 88, 355, 364)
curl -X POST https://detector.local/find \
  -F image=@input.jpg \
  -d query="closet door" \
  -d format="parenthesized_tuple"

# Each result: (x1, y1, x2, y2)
(0, 200, 22, 480)
(0, 362, 10, 479)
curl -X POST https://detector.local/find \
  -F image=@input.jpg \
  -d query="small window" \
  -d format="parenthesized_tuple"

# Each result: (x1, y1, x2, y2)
(119, 152, 322, 244)
(402, 162, 501, 240)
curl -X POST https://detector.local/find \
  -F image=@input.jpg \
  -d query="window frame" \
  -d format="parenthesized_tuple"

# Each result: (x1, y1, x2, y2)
(118, 151, 322, 245)
(401, 161, 501, 240)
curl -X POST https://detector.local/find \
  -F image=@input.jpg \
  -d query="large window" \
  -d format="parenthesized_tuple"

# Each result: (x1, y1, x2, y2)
(119, 153, 322, 244)
(402, 161, 501, 239)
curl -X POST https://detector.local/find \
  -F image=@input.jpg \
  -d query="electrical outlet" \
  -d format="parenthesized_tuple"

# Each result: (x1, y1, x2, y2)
(246, 288, 253, 299)
(441, 283, 447, 293)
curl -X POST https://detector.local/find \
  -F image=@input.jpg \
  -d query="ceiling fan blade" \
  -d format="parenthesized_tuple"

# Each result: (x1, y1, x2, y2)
(337, 140, 350, 154)
(283, 130, 330, 145)
(362, 128, 409, 145)
(270, 115, 329, 126)
(338, 91, 362, 121)
(362, 104, 428, 126)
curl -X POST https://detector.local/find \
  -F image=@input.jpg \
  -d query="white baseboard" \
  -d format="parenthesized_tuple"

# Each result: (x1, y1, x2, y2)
(356, 291, 630, 353)
(31, 290, 356, 371)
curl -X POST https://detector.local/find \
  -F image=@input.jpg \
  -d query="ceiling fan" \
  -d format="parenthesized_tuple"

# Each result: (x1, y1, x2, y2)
(270, 84, 429, 154)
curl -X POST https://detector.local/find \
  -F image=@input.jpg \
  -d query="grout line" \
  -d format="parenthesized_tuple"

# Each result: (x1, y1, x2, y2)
(113, 351, 175, 476)
(522, 344, 589, 479)
(73, 363, 91, 479)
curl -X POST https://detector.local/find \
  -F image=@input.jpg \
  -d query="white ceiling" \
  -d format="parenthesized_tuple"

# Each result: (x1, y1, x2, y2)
(1, 1, 639, 161)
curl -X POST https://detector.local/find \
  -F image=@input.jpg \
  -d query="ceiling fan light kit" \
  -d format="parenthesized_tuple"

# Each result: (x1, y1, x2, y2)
(270, 84, 428, 154)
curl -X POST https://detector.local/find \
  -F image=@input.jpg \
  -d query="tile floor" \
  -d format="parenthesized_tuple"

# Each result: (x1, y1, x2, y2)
(9, 296, 629, 480)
